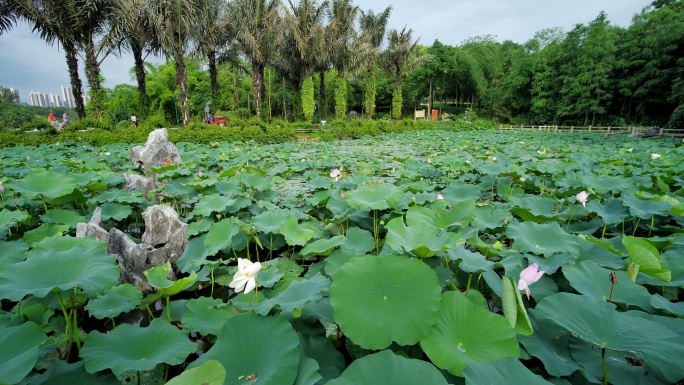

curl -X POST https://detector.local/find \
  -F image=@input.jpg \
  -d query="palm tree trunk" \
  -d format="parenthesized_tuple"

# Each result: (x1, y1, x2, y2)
(252, 61, 265, 118)
(320, 71, 327, 118)
(84, 42, 102, 92)
(208, 50, 219, 101)
(175, 56, 189, 126)
(131, 40, 150, 118)
(65, 45, 85, 119)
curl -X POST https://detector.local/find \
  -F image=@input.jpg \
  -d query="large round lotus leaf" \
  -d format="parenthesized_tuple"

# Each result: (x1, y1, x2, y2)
(144, 262, 197, 297)
(99, 202, 133, 221)
(194, 194, 235, 217)
(232, 274, 330, 316)
(250, 209, 291, 233)
(344, 183, 403, 210)
(280, 217, 315, 246)
(621, 193, 672, 219)
(0, 322, 48, 384)
(0, 209, 29, 234)
(177, 235, 210, 273)
(463, 357, 554, 385)
(301, 235, 346, 256)
(0, 236, 119, 301)
(474, 205, 510, 230)
(326, 350, 449, 385)
(39, 208, 86, 228)
(330, 255, 442, 349)
(385, 217, 464, 258)
(562, 260, 654, 311)
(587, 198, 629, 224)
(204, 218, 243, 256)
(190, 312, 300, 385)
(181, 297, 235, 336)
(84, 284, 143, 319)
(622, 236, 671, 282)
(405, 199, 475, 230)
(505, 220, 579, 257)
(533, 293, 684, 383)
(339, 227, 374, 255)
(80, 318, 198, 376)
(17, 361, 121, 385)
(166, 360, 226, 385)
(14, 169, 77, 200)
(420, 291, 520, 376)
(22, 223, 70, 246)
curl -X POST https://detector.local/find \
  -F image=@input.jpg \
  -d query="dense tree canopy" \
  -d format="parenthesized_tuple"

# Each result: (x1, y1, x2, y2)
(1, 0, 682, 129)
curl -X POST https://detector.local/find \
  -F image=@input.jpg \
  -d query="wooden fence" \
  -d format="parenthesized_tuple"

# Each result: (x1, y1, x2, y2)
(498, 124, 684, 139)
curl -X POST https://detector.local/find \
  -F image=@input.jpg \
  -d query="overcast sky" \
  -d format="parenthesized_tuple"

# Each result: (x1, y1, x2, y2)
(0, 0, 652, 103)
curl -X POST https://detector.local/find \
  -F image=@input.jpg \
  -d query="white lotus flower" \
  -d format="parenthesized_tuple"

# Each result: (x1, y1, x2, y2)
(651, 153, 660, 159)
(436, 193, 444, 200)
(518, 263, 545, 300)
(576, 191, 589, 208)
(229, 258, 262, 294)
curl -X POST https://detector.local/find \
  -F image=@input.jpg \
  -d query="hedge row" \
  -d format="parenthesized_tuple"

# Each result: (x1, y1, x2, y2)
(0, 118, 497, 148)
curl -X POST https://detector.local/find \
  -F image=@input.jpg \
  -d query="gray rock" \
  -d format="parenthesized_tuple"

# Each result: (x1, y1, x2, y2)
(123, 174, 159, 200)
(75, 207, 109, 242)
(130, 128, 181, 174)
(141, 205, 188, 260)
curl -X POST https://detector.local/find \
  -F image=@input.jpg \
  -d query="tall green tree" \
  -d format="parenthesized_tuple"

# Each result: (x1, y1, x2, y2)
(229, 0, 282, 118)
(193, 0, 231, 103)
(381, 27, 426, 119)
(359, 6, 391, 118)
(328, 0, 358, 119)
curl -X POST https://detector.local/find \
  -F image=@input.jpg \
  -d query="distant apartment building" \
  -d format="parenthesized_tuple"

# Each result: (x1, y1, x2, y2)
(27, 86, 88, 108)
(29, 91, 50, 107)
(61, 85, 75, 108)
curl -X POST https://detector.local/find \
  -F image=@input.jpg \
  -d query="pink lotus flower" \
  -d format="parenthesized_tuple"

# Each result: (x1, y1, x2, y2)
(428, 158, 432, 164)
(436, 193, 444, 200)
(576, 191, 588, 207)
(518, 263, 545, 300)
(235, 170, 240, 175)
(198, 171, 204, 177)
(330, 169, 340, 178)
(339, 191, 345, 199)
(0, 181, 4, 191)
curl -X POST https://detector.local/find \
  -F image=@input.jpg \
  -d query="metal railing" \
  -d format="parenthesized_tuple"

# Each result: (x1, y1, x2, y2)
(498, 124, 684, 138)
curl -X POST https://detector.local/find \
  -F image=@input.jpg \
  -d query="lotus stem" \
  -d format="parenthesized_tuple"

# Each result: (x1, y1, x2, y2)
(648, 215, 654, 237)
(73, 309, 81, 351)
(210, 268, 215, 298)
(465, 274, 473, 295)
(601, 223, 607, 238)
(165, 296, 171, 322)
(145, 304, 154, 321)
(40, 196, 49, 213)
(373, 209, 379, 254)
(632, 217, 641, 236)
(566, 206, 577, 232)
(602, 347, 608, 385)
(56, 293, 72, 351)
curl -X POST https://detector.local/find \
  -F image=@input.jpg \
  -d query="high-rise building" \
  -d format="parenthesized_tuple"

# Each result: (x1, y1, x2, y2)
(29, 91, 51, 107)
(49, 93, 62, 108)
(61, 85, 75, 109)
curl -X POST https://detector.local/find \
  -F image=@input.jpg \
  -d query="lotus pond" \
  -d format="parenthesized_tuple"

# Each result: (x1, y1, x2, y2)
(1, 130, 683, 385)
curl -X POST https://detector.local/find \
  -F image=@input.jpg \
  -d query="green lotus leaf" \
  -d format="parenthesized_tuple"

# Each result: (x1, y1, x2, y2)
(581, 174, 633, 194)
(330, 255, 442, 349)
(39, 209, 85, 228)
(100, 202, 133, 221)
(446, 246, 494, 273)
(280, 217, 315, 246)
(301, 236, 346, 256)
(250, 209, 292, 234)
(474, 206, 510, 230)
(0, 322, 48, 384)
(339, 227, 374, 255)
(517, 325, 581, 377)
(621, 193, 672, 219)
(586, 198, 629, 224)
(181, 297, 235, 336)
(84, 284, 143, 320)
(501, 276, 533, 335)
(144, 262, 197, 297)
(14, 169, 77, 200)
(204, 218, 243, 256)
(533, 293, 684, 383)
(166, 360, 226, 385)
(563, 260, 654, 311)
(344, 183, 403, 210)
(176, 235, 210, 273)
(297, 330, 345, 382)
(293, 357, 322, 385)
(506, 220, 579, 257)
(327, 350, 449, 385)
(440, 181, 482, 202)
(187, 217, 214, 236)
(0, 236, 119, 301)
(254, 258, 286, 288)
(22, 223, 70, 246)
(420, 291, 520, 376)
(80, 318, 198, 376)
(193, 194, 236, 217)
(17, 361, 122, 385)
(164, 179, 200, 200)
(650, 294, 684, 316)
(622, 236, 671, 282)
(405, 199, 475, 230)
(0, 240, 29, 264)
(241, 172, 272, 191)
(0, 209, 29, 235)
(190, 312, 300, 385)
(233, 273, 331, 316)
(463, 357, 554, 385)
(508, 194, 564, 222)
(385, 217, 464, 258)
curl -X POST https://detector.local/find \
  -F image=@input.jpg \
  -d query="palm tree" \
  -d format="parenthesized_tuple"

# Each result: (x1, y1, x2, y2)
(278, 0, 327, 121)
(382, 27, 427, 119)
(143, 0, 210, 126)
(11, 0, 87, 118)
(228, 0, 282, 118)
(327, 0, 358, 119)
(359, 6, 391, 118)
(193, 0, 231, 103)
(0, 0, 17, 34)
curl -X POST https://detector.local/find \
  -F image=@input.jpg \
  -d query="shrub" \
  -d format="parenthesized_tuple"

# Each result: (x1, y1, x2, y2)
(666, 104, 684, 130)
(66, 117, 114, 132)
(235, 108, 251, 119)
(21, 119, 52, 132)
(186, 122, 205, 131)
(140, 115, 168, 131)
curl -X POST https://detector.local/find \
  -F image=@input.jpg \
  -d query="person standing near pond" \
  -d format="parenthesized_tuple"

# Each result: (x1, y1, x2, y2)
(48, 110, 56, 123)
(131, 114, 138, 128)
(61, 111, 69, 128)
